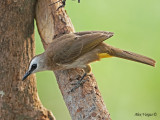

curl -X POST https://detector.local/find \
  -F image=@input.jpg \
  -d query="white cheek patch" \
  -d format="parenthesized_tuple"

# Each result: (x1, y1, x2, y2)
(29, 57, 39, 70)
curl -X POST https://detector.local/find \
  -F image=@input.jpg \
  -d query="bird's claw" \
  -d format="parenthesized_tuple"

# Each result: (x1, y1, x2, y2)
(69, 73, 87, 93)
(70, 79, 88, 93)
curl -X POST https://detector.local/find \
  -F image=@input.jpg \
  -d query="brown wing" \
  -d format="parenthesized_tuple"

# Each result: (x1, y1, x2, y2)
(54, 31, 114, 64)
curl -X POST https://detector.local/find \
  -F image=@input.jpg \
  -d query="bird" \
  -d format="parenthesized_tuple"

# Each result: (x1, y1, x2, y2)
(22, 31, 156, 90)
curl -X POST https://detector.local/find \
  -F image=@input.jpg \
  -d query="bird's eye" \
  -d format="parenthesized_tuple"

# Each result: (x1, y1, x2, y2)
(31, 64, 37, 69)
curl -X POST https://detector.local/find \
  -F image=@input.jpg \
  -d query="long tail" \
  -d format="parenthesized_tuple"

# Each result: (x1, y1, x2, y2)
(106, 45, 156, 67)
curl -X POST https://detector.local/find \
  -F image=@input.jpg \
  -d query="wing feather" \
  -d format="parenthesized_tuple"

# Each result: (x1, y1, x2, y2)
(54, 31, 113, 64)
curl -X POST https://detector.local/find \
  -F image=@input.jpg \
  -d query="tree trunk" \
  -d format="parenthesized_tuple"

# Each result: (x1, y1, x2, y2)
(0, 0, 55, 119)
(36, 0, 111, 119)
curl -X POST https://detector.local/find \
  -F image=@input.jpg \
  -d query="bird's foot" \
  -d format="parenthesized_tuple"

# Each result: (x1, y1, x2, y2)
(69, 73, 88, 93)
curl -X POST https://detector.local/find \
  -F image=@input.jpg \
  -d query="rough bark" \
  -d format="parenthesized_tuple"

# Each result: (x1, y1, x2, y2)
(36, 0, 111, 120)
(0, 0, 55, 120)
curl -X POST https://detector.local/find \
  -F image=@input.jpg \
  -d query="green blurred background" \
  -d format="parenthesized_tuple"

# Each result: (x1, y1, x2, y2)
(35, 0, 160, 119)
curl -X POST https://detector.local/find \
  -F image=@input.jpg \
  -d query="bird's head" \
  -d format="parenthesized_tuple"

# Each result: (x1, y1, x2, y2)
(22, 54, 47, 81)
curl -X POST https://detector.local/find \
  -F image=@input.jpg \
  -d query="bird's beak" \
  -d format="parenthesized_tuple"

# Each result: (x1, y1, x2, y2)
(22, 71, 31, 81)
